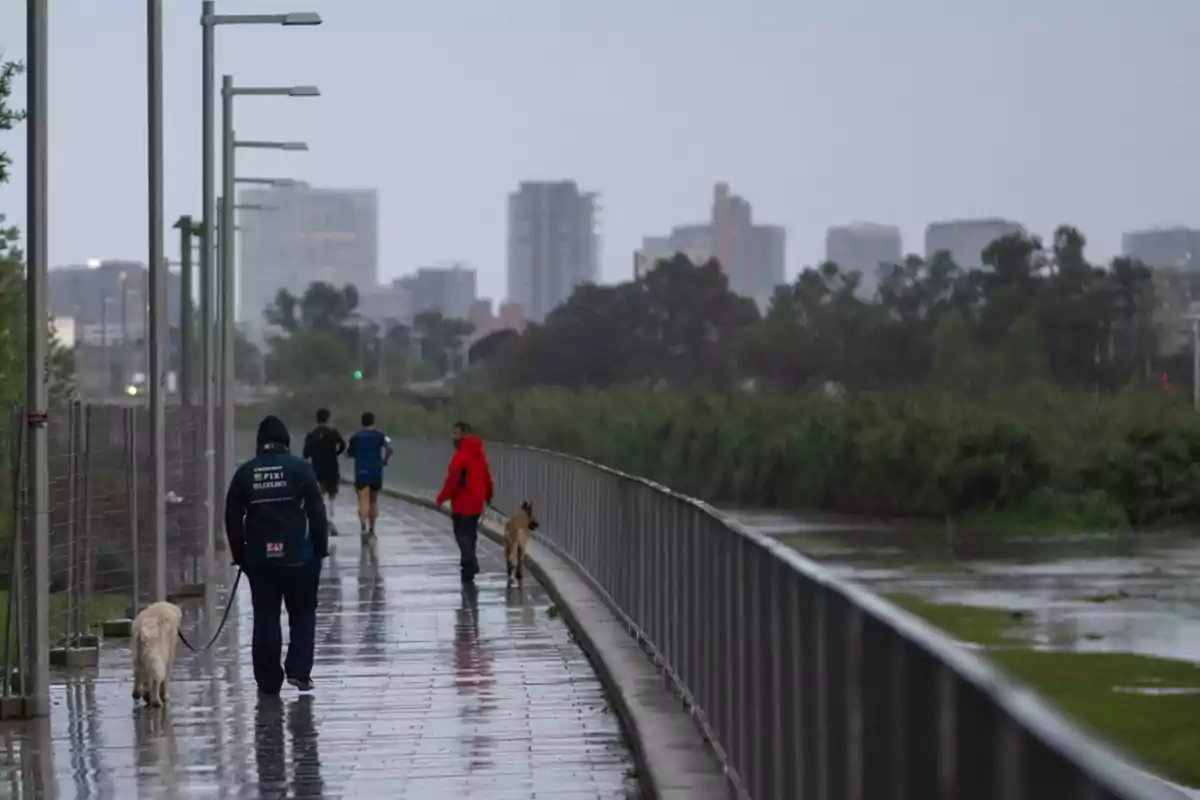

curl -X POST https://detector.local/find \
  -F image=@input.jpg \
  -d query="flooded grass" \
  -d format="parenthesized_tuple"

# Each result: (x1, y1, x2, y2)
(887, 592, 1033, 645)
(991, 650, 1200, 788)
(892, 592, 1200, 788)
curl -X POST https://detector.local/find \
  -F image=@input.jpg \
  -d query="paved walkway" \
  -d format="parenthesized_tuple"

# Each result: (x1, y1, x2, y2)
(0, 497, 638, 798)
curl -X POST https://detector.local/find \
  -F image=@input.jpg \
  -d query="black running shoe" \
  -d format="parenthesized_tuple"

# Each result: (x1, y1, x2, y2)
(287, 676, 314, 692)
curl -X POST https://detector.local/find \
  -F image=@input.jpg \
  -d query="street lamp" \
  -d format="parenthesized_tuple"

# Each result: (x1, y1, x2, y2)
(199, 2, 322, 623)
(218, 73, 317, 505)
(234, 140, 310, 150)
(235, 177, 299, 187)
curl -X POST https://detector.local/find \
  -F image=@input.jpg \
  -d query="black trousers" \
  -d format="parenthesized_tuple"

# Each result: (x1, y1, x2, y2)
(452, 513, 480, 573)
(246, 561, 322, 693)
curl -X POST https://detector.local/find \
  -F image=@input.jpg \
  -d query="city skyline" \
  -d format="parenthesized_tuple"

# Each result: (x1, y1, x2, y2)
(2, 2, 1198, 306)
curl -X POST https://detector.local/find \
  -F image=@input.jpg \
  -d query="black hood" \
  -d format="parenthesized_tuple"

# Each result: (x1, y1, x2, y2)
(256, 415, 291, 453)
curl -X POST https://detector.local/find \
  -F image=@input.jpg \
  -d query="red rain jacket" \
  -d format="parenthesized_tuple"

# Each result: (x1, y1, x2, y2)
(435, 435, 494, 516)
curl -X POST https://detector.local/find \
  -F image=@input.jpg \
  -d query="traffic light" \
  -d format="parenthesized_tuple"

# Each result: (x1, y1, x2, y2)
(352, 369, 363, 381)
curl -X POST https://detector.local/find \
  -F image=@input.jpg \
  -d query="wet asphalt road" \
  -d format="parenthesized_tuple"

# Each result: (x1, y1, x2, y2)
(0, 498, 638, 798)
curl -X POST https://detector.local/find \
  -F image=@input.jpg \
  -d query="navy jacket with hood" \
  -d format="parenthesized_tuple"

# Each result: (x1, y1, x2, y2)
(225, 416, 329, 568)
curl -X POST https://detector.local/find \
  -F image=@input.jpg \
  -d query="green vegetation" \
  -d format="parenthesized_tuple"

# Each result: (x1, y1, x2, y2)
(0, 54, 74, 410)
(0, 589, 128, 651)
(256, 222, 1200, 531)
(998, 651, 1200, 787)
(893, 592, 1200, 787)
(252, 381, 1200, 532)
(887, 592, 1032, 645)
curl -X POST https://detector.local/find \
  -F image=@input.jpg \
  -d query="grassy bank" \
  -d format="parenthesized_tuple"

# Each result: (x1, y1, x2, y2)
(891, 592, 1200, 787)
(0, 589, 128, 653)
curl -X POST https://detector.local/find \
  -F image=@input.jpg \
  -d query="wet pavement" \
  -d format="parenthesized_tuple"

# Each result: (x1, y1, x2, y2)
(0, 497, 638, 798)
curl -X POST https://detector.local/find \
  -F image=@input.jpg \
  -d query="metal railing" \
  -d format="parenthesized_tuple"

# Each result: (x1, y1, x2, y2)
(388, 437, 1181, 800)
(2, 401, 211, 714)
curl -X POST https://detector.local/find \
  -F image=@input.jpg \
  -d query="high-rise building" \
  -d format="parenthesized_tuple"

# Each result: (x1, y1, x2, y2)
(507, 180, 600, 323)
(399, 264, 477, 320)
(498, 301, 527, 332)
(237, 184, 378, 333)
(1122, 227, 1200, 270)
(357, 280, 413, 326)
(825, 223, 903, 297)
(640, 183, 785, 310)
(749, 224, 786, 310)
(924, 218, 1025, 270)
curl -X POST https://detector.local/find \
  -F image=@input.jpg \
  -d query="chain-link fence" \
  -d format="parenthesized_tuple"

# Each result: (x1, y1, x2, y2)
(1, 401, 213, 717)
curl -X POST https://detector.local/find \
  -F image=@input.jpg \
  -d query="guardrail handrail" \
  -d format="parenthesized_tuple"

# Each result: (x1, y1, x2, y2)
(486, 440, 1182, 799)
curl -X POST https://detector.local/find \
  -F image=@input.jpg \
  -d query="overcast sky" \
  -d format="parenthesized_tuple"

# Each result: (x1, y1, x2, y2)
(0, 0, 1198, 304)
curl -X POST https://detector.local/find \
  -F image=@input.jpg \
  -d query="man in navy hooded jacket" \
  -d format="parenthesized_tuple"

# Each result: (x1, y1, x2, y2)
(225, 415, 329, 694)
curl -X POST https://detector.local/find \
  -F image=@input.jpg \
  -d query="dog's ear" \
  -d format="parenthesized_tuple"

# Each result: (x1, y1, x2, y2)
(521, 501, 532, 513)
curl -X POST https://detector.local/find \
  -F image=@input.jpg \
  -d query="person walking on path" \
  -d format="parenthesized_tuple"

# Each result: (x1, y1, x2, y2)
(302, 407, 346, 536)
(225, 415, 329, 695)
(345, 411, 394, 541)
(435, 421, 494, 583)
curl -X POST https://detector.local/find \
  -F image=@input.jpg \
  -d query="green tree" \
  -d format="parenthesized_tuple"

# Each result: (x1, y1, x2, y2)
(264, 328, 354, 387)
(413, 311, 474, 377)
(0, 53, 74, 407)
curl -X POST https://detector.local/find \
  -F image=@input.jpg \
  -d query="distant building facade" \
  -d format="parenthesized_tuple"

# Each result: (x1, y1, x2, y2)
(357, 281, 414, 326)
(825, 223, 903, 297)
(641, 183, 785, 310)
(238, 184, 378, 335)
(1122, 227, 1200, 270)
(1152, 267, 1200, 355)
(633, 244, 713, 280)
(399, 264, 477, 320)
(507, 180, 600, 323)
(924, 218, 1025, 270)
(49, 259, 181, 342)
(497, 301, 527, 332)
(1125, 228, 1200, 355)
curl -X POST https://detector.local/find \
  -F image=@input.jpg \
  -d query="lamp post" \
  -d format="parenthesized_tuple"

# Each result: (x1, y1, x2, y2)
(218, 70, 313, 487)
(24, 0, 51, 716)
(235, 176, 300, 188)
(199, 4, 321, 620)
(173, 215, 202, 406)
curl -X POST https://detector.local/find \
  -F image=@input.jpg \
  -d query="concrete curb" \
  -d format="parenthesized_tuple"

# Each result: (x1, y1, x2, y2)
(382, 486, 732, 800)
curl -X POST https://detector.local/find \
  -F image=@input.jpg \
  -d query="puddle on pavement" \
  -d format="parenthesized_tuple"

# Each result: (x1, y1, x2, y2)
(724, 509, 1200, 662)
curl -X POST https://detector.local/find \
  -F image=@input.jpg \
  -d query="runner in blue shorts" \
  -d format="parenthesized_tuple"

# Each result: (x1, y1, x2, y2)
(345, 411, 394, 541)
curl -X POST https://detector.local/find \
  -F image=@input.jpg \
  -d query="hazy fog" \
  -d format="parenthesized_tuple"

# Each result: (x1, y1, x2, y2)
(0, 0, 1197, 302)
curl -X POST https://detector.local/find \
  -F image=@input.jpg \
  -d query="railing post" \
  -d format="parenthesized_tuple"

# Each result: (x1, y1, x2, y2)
(845, 605, 864, 800)
(127, 408, 141, 616)
(65, 401, 77, 647)
(937, 665, 956, 799)
(81, 404, 95, 643)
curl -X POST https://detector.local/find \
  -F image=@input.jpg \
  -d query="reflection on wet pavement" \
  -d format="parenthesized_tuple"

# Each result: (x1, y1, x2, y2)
(726, 509, 1200, 662)
(0, 498, 638, 798)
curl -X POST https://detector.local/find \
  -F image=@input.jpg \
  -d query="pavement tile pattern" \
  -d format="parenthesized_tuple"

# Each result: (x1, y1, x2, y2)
(0, 497, 638, 799)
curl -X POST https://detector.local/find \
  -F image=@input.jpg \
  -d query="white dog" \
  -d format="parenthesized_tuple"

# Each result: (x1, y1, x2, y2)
(131, 601, 182, 707)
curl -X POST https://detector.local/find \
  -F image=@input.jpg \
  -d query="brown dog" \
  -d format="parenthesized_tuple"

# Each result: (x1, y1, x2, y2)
(504, 501, 539, 583)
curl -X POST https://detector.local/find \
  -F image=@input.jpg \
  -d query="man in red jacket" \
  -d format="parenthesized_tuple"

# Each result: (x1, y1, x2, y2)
(435, 420, 494, 583)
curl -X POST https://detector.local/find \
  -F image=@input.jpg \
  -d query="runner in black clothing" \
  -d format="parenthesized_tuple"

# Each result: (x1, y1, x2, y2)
(302, 408, 346, 536)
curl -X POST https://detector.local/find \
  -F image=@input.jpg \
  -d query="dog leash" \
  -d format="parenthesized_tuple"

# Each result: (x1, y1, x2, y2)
(176, 568, 243, 653)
